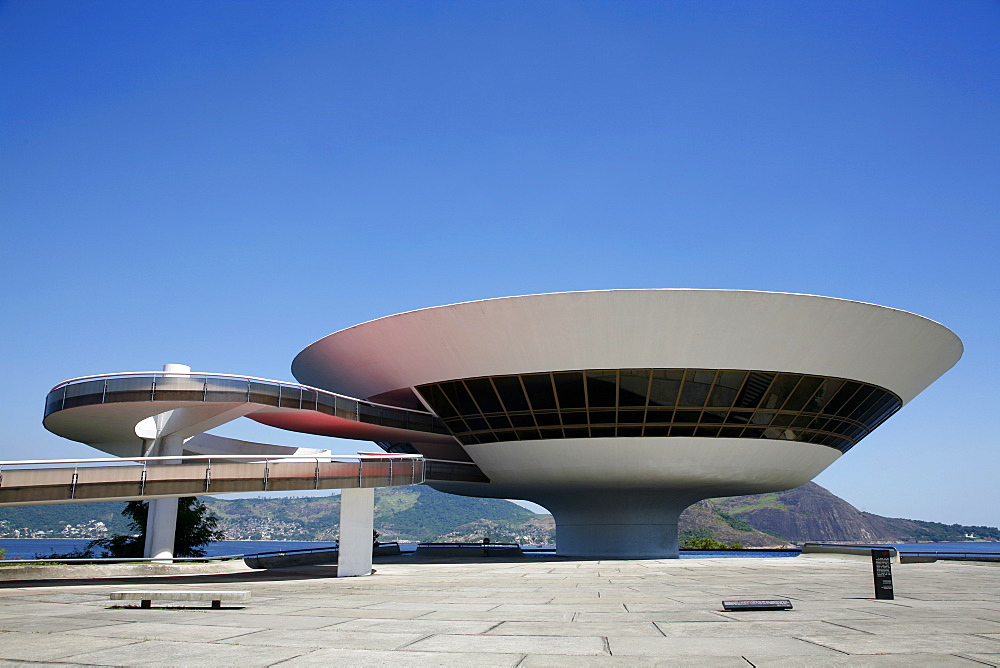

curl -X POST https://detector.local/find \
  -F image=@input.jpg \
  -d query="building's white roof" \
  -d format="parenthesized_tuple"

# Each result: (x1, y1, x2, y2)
(293, 289, 962, 405)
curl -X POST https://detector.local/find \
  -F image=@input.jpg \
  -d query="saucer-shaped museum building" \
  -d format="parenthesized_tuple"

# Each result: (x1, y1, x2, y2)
(293, 290, 962, 557)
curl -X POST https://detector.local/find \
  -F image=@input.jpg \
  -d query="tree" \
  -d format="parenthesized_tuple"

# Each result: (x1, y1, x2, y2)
(89, 497, 225, 558)
(681, 537, 744, 550)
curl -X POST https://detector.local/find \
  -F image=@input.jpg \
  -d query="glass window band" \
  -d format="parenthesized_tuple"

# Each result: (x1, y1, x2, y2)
(416, 368, 902, 454)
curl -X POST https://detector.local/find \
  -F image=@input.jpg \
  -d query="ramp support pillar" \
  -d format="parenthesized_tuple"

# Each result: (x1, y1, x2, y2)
(338, 487, 375, 577)
(144, 429, 184, 561)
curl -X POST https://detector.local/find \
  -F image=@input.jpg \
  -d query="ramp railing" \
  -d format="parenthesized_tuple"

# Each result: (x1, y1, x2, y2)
(0, 454, 425, 506)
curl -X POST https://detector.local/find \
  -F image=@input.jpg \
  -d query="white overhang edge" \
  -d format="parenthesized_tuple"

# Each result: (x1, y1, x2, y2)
(292, 290, 963, 405)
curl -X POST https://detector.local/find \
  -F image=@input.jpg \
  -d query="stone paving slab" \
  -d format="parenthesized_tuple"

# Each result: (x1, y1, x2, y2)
(332, 617, 499, 635)
(62, 639, 307, 667)
(418, 608, 577, 622)
(831, 617, 1000, 634)
(284, 606, 428, 619)
(227, 628, 426, 650)
(66, 620, 264, 642)
(798, 633, 1000, 655)
(363, 600, 500, 611)
(749, 655, 990, 666)
(576, 610, 732, 623)
(275, 647, 524, 666)
(519, 655, 751, 666)
(487, 620, 663, 636)
(1, 556, 998, 665)
(0, 632, 138, 662)
(651, 620, 868, 637)
(0, 662, 112, 668)
(608, 635, 842, 657)
(404, 632, 609, 655)
(0, 613, 127, 632)
(76, 608, 348, 629)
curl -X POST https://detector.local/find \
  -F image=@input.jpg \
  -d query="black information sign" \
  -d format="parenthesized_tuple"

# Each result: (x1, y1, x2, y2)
(871, 549, 894, 600)
(722, 599, 793, 611)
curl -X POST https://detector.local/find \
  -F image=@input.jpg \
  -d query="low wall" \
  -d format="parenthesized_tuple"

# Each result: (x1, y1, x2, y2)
(799, 543, 901, 564)
(0, 560, 251, 581)
(415, 543, 523, 558)
(244, 550, 339, 569)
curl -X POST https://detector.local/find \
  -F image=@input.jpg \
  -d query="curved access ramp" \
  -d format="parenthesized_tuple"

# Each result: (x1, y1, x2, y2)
(0, 454, 424, 507)
(43, 372, 456, 459)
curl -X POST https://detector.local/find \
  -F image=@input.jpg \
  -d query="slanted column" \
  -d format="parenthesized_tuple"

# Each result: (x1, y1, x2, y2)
(337, 487, 375, 577)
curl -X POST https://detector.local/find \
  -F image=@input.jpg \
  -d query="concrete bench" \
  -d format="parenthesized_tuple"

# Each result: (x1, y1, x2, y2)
(110, 590, 250, 609)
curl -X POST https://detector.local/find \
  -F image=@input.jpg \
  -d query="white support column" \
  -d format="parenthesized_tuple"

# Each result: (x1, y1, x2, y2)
(143, 363, 190, 562)
(337, 487, 375, 577)
(143, 433, 183, 561)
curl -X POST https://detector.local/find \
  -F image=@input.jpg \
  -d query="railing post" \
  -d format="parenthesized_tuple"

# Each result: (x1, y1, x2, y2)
(70, 468, 79, 499)
(314, 458, 320, 490)
(205, 459, 212, 493)
(139, 463, 147, 496)
(102, 378, 108, 404)
(262, 461, 269, 491)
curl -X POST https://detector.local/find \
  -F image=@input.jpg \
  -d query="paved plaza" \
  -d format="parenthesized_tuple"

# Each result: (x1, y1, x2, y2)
(0, 555, 998, 666)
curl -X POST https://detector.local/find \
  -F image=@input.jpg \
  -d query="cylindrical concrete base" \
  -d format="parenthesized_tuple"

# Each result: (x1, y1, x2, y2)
(554, 520, 680, 558)
(530, 490, 698, 559)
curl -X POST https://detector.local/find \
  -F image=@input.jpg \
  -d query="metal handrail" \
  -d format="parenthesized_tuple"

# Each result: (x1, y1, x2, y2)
(0, 454, 422, 467)
(48, 371, 436, 416)
(0, 454, 426, 505)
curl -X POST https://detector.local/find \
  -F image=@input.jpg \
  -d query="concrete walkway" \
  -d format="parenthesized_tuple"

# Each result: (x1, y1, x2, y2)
(0, 556, 997, 666)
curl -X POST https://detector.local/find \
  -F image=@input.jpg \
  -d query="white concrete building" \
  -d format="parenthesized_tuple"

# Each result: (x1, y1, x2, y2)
(43, 290, 962, 559)
(291, 290, 962, 558)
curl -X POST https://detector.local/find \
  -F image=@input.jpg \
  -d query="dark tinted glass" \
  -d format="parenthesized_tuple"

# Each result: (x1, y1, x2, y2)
(618, 369, 649, 406)
(508, 413, 536, 428)
(534, 412, 562, 426)
(585, 371, 618, 408)
(441, 381, 478, 415)
(553, 372, 586, 409)
(781, 376, 823, 412)
(417, 368, 900, 454)
(648, 369, 682, 406)
(619, 408, 647, 424)
(678, 369, 715, 407)
(707, 371, 745, 407)
(522, 374, 557, 410)
(823, 381, 862, 414)
(735, 372, 775, 409)
(421, 384, 457, 418)
(465, 378, 502, 414)
(809, 378, 845, 412)
(759, 374, 799, 411)
(493, 376, 529, 412)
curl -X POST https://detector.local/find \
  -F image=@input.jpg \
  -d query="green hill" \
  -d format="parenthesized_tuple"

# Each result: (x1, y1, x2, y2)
(1, 482, 997, 546)
(198, 485, 543, 543)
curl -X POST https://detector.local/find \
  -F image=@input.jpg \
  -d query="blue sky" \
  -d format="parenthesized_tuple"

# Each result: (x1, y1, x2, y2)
(2, 1, 997, 526)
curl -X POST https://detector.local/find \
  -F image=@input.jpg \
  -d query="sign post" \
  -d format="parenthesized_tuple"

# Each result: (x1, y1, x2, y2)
(871, 549, 894, 600)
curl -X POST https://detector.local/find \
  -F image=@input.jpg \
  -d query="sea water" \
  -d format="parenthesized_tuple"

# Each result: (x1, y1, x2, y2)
(0, 539, 336, 560)
(1, 539, 997, 561)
